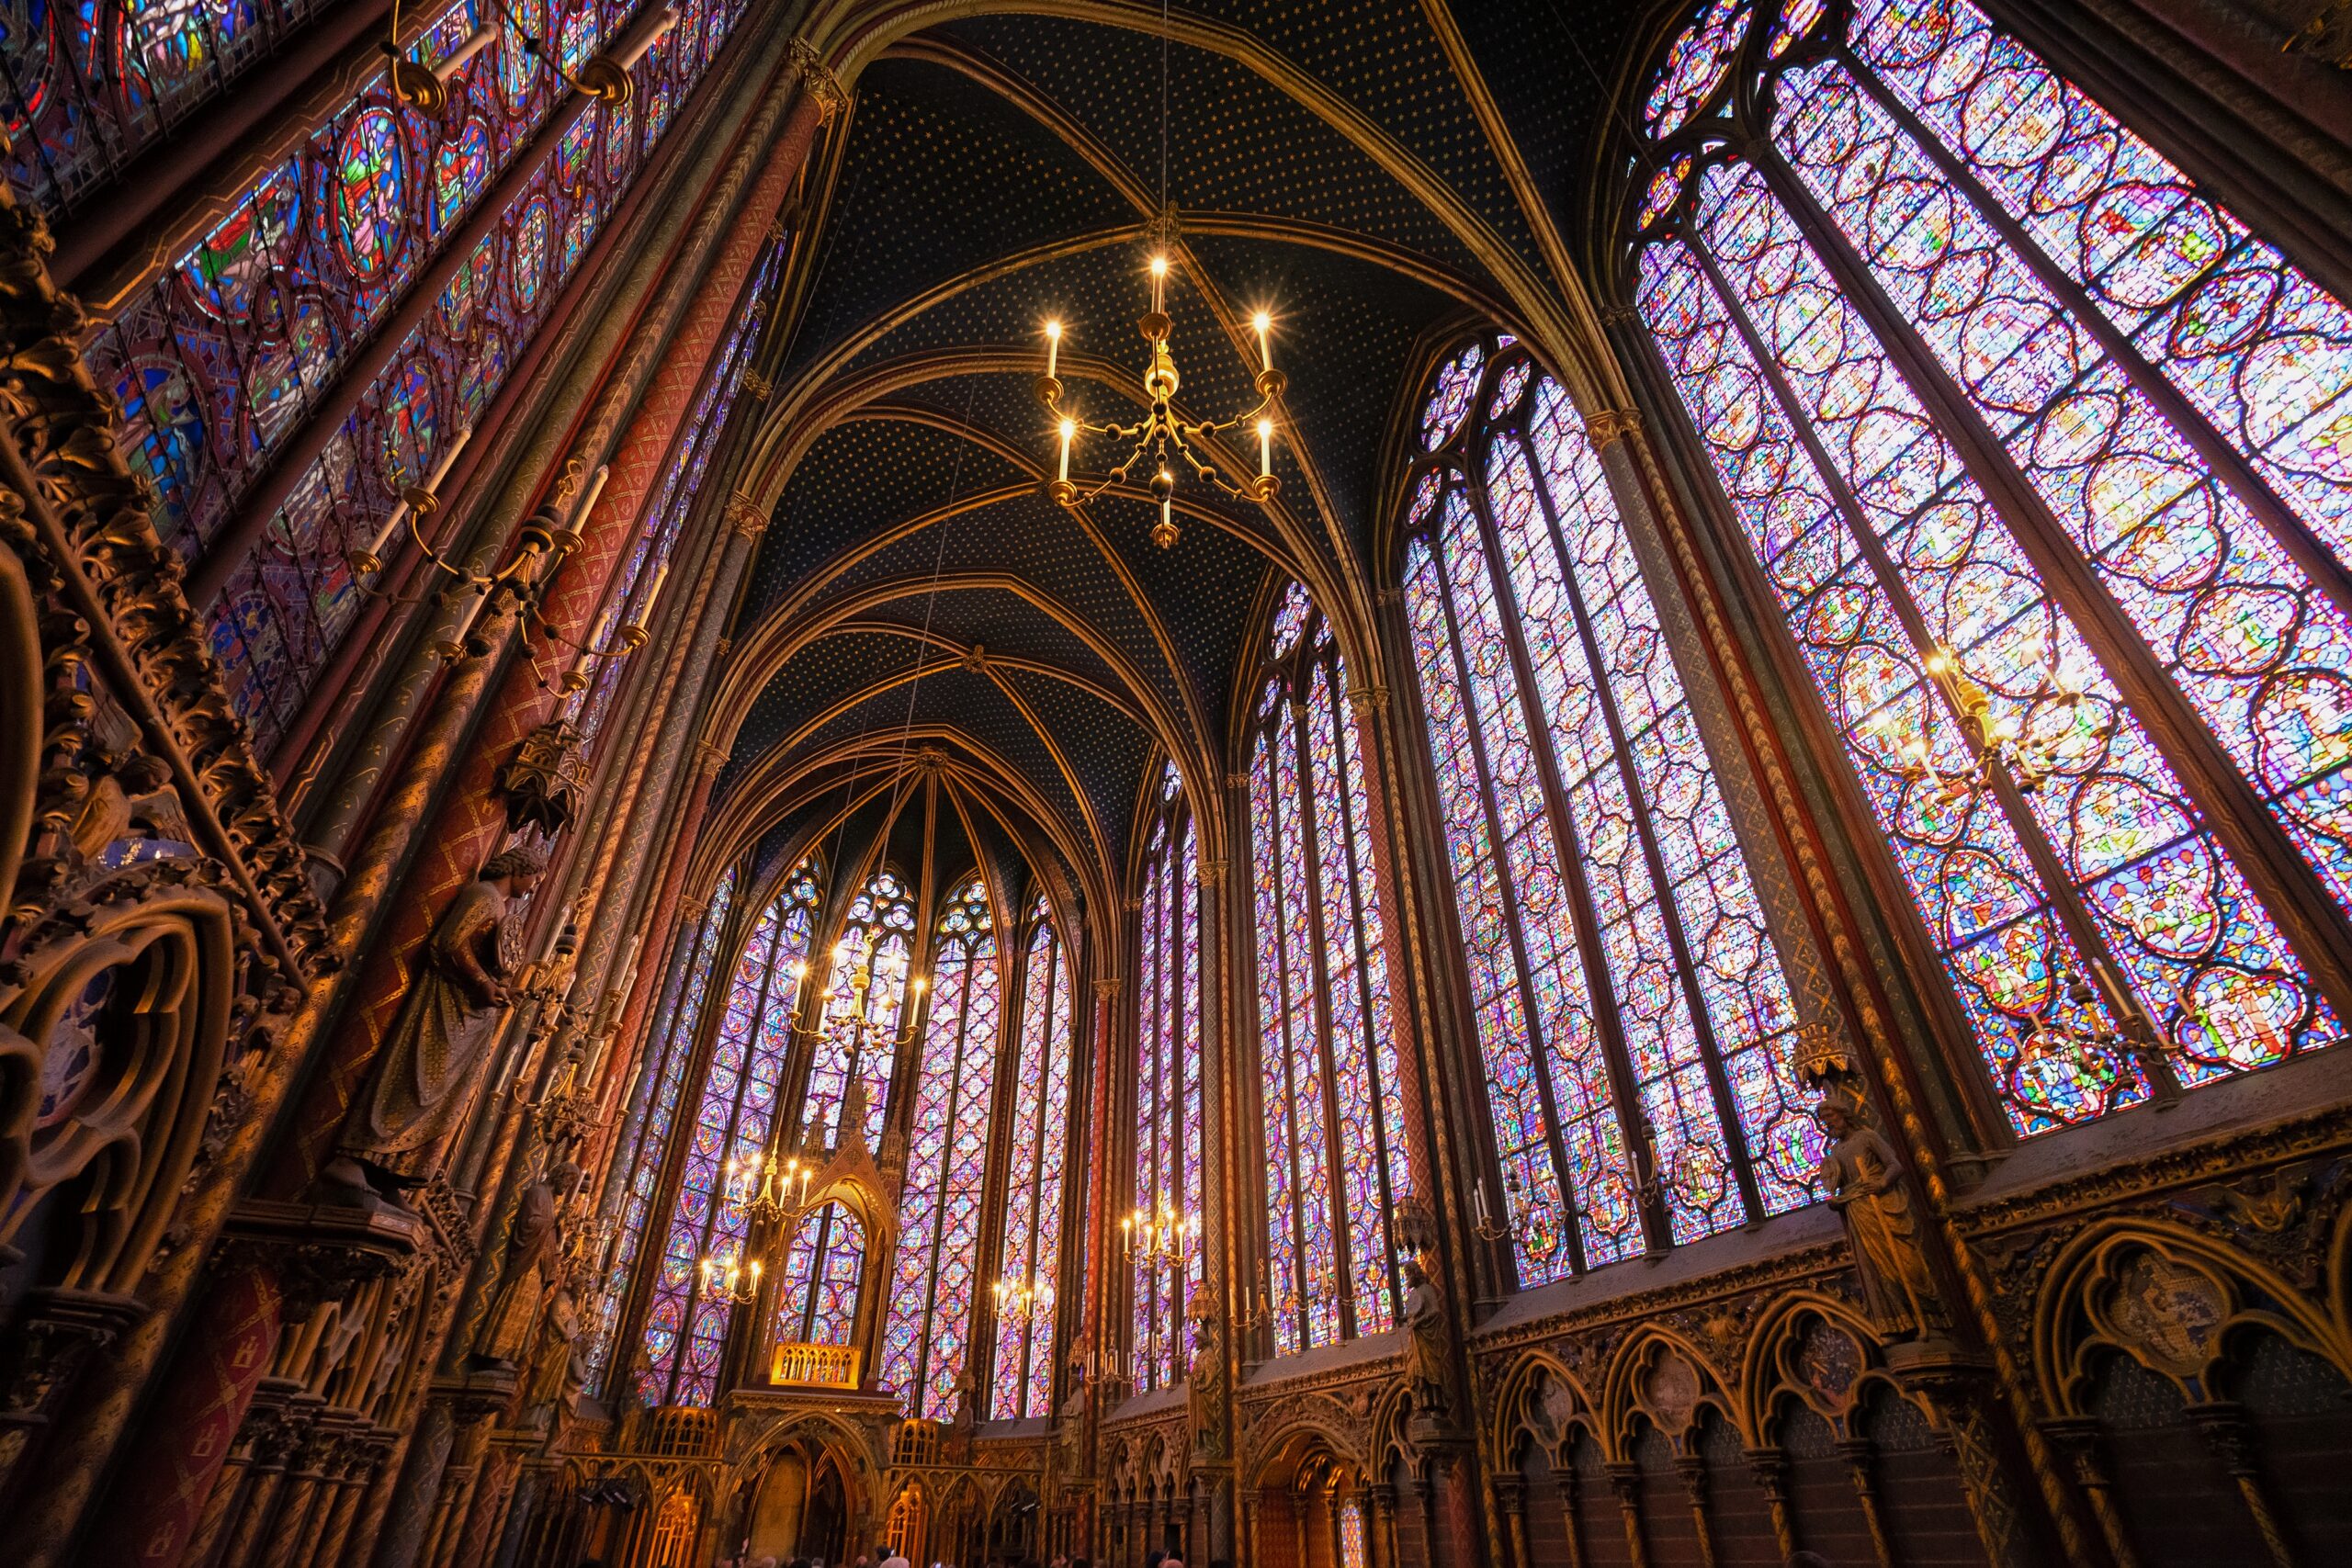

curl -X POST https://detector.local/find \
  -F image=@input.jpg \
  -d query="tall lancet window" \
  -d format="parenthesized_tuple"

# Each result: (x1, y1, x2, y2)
(772, 1201, 866, 1349)
(1402, 336, 1816, 1285)
(992, 897, 1074, 1418)
(638, 860, 820, 1406)
(1134, 761, 1203, 1392)
(594, 864, 737, 1377)
(1248, 583, 1411, 1353)
(1630, 0, 2352, 1137)
(802, 870, 918, 1150)
(879, 879, 1002, 1420)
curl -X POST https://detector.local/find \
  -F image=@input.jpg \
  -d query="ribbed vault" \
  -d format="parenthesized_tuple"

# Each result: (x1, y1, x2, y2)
(705, 0, 1644, 926)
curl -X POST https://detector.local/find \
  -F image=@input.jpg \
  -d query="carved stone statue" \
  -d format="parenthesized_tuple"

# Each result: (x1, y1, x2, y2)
(526, 1283, 590, 1412)
(1815, 1091, 1947, 1337)
(475, 1161, 580, 1368)
(326, 849, 545, 1196)
(1185, 1287, 1227, 1460)
(1398, 1256, 1451, 1422)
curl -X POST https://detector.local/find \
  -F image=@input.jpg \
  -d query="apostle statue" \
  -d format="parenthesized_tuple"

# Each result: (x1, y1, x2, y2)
(1398, 1256, 1451, 1423)
(1815, 1090, 1947, 1337)
(475, 1161, 580, 1369)
(1184, 1284, 1227, 1460)
(526, 1283, 591, 1413)
(324, 848, 545, 1198)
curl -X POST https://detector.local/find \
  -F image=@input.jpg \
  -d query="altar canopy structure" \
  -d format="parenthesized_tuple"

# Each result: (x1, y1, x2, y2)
(2, 2, 2350, 1566)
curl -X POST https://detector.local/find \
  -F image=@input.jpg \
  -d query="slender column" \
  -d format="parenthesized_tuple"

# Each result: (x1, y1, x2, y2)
(1835, 1438, 1894, 1568)
(1606, 1464, 1647, 1568)
(2039, 1419, 2138, 1568)
(1743, 1449, 1794, 1562)
(1492, 1474, 1528, 1568)
(1549, 1470, 1589, 1568)
(1675, 1452, 1719, 1568)
(2186, 1404, 2297, 1568)
(272, 48, 831, 1197)
(1365, 1484, 1396, 1568)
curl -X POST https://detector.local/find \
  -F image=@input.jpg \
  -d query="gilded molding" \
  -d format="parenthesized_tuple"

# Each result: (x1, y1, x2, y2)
(1583, 408, 1643, 451)
(787, 38, 849, 124)
(726, 491, 769, 537)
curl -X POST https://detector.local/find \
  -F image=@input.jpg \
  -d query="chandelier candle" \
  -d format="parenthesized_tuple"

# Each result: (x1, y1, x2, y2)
(1034, 245, 1287, 547)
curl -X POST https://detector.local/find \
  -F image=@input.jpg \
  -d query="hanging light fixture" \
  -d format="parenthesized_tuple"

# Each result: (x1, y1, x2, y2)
(1035, 280, 1285, 549)
(1030, 0, 1287, 548)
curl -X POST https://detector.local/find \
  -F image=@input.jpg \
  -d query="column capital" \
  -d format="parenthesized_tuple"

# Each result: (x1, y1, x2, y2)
(695, 738, 730, 773)
(1200, 859, 1227, 888)
(1345, 684, 1387, 716)
(740, 367, 774, 402)
(1093, 977, 1123, 1000)
(725, 491, 769, 537)
(786, 38, 850, 123)
(1584, 408, 1644, 451)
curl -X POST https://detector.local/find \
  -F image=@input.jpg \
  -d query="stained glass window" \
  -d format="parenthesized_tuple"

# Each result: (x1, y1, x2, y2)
(74, 0, 757, 756)
(1133, 761, 1203, 1392)
(1627, 0, 2352, 1137)
(802, 869, 918, 1151)
(878, 880, 1002, 1421)
(570, 238, 782, 752)
(771, 1201, 865, 1348)
(1248, 587, 1411, 1353)
(1401, 333, 1818, 1286)
(990, 898, 1073, 1419)
(592, 863, 736, 1379)
(637, 859, 820, 1407)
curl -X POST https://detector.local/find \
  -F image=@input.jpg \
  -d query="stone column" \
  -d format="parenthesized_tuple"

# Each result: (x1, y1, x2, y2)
(1365, 1483, 1396, 1568)
(1492, 1473, 1528, 1568)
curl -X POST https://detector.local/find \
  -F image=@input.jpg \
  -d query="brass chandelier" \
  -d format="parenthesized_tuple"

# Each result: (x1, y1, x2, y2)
(1036, 252, 1286, 549)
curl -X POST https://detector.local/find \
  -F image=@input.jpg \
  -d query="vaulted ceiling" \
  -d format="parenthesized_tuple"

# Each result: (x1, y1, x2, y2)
(704, 0, 1661, 949)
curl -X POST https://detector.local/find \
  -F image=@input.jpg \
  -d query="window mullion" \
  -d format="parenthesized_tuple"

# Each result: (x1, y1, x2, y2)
(1834, 45, 2352, 630)
(1263, 713, 1317, 1348)
(1679, 229, 2169, 1089)
(1462, 457, 1677, 1251)
(1513, 423, 1765, 1222)
(1744, 133, 2352, 1019)
(1423, 519, 1592, 1279)
(1291, 663, 1361, 1340)
(1322, 665, 1405, 1319)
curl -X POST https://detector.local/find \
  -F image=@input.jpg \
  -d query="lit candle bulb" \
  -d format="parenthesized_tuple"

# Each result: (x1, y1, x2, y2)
(636, 558, 668, 625)
(1045, 319, 1061, 380)
(1257, 416, 1273, 479)
(1150, 254, 1168, 313)
(1252, 310, 1272, 372)
(1057, 417, 1074, 483)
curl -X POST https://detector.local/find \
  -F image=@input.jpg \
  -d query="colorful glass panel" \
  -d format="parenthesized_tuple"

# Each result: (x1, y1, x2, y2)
(637, 859, 820, 1407)
(1630, 0, 2352, 1130)
(1134, 763, 1202, 1392)
(990, 905, 1071, 1419)
(79, 0, 755, 757)
(877, 881, 1001, 1421)
(1250, 586, 1410, 1353)
(772, 1202, 865, 1349)
(1403, 331, 1826, 1279)
(593, 864, 737, 1378)
(804, 869, 919, 1150)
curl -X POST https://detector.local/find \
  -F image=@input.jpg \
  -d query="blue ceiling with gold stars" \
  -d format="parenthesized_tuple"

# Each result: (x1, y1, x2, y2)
(714, 0, 1647, 922)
